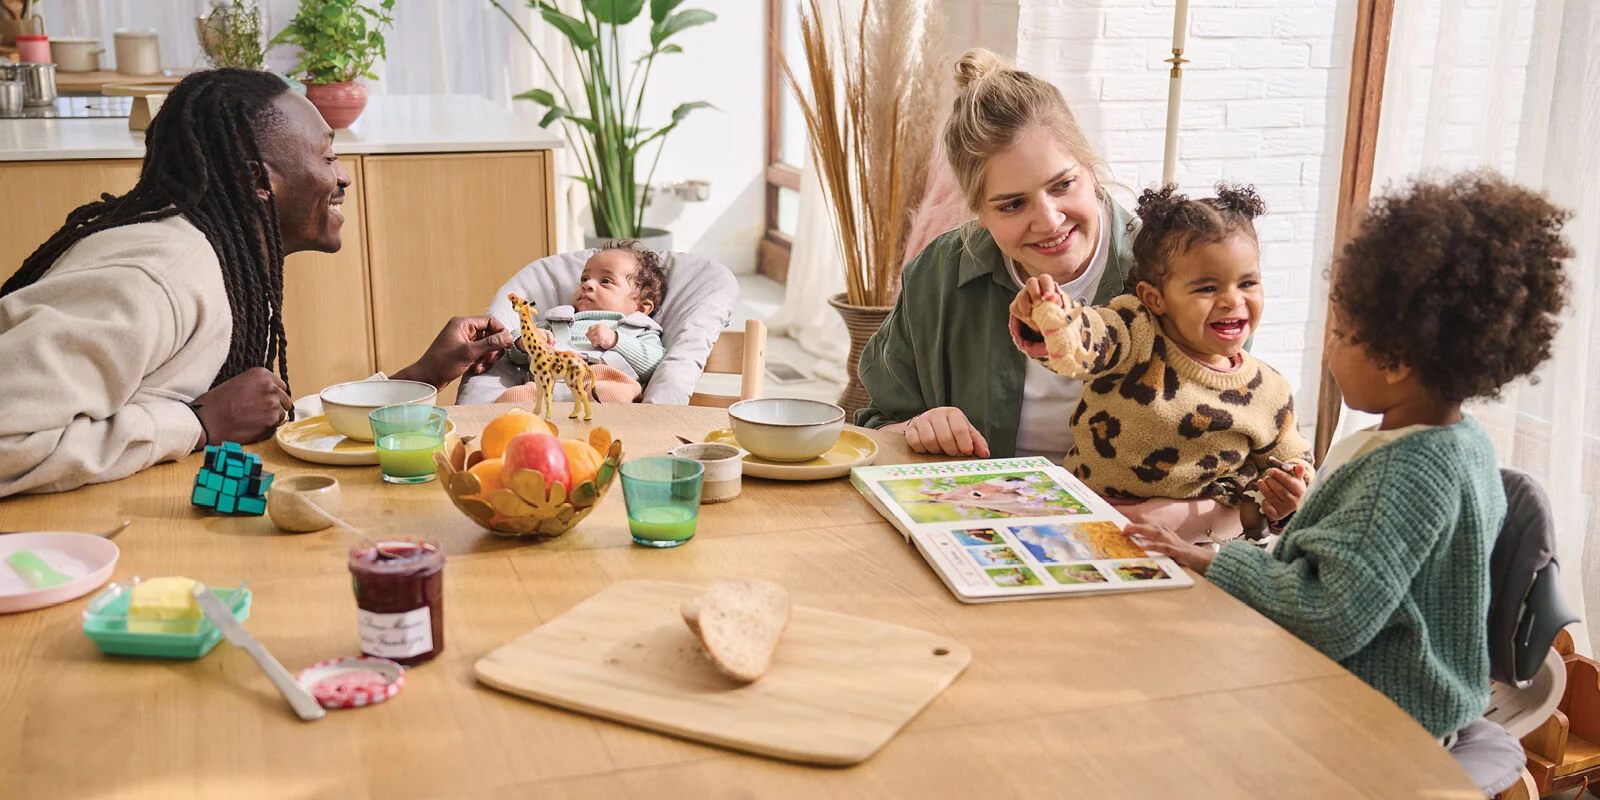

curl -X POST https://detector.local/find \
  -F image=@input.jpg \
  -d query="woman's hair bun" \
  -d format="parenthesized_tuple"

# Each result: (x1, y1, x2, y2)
(1213, 182, 1266, 219)
(954, 48, 1008, 89)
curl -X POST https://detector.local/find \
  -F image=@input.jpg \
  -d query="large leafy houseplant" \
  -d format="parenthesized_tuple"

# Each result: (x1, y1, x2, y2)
(490, 0, 716, 239)
(272, 0, 397, 84)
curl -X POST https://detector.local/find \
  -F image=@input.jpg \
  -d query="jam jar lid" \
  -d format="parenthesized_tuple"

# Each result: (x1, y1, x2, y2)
(347, 538, 443, 575)
(297, 656, 405, 709)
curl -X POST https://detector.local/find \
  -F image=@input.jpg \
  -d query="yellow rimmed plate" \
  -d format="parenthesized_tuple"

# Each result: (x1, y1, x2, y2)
(704, 428, 878, 481)
(275, 414, 456, 466)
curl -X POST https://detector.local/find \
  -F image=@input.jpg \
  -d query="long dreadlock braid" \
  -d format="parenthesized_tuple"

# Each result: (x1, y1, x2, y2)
(1, 68, 292, 393)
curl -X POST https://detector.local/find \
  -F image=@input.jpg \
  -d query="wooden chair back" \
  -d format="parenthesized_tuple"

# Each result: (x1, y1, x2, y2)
(688, 319, 767, 408)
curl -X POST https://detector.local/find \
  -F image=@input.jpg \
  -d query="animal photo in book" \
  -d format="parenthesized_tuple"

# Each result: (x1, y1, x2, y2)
(880, 472, 1091, 523)
(1046, 564, 1109, 584)
(985, 567, 1043, 587)
(1112, 560, 1171, 581)
(1009, 521, 1146, 563)
(953, 528, 1004, 546)
(967, 546, 1025, 567)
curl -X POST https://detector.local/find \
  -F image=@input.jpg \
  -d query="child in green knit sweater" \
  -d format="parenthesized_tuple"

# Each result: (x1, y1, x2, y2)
(1135, 172, 1570, 739)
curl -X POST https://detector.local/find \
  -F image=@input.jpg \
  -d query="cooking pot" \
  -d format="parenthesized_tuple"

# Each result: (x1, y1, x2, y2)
(18, 62, 56, 107)
(50, 37, 104, 72)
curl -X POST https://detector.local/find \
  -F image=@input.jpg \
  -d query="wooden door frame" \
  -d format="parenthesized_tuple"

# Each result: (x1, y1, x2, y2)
(760, 0, 799, 284)
(1313, 0, 1396, 463)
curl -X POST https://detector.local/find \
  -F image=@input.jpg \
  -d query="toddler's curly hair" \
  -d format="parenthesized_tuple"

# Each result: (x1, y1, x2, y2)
(1330, 171, 1570, 404)
(599, 239, 667, 312)
(1126, 182, 1266, 291)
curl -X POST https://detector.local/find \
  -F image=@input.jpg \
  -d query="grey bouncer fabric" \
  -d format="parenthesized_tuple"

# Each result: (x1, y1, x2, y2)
(457, 249, 738, 406)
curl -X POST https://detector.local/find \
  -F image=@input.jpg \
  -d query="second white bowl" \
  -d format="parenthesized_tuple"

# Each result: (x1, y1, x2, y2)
(727, 398, 845, 462)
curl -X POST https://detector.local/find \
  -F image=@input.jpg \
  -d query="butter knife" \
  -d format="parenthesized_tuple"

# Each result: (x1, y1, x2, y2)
(193, 585, 325, 721)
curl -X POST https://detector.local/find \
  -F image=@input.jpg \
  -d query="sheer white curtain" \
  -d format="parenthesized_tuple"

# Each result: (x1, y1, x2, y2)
(1330, 0, 1599, 653)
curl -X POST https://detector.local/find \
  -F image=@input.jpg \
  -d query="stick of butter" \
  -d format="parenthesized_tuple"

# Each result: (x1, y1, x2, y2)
(128, 577, 204, 634)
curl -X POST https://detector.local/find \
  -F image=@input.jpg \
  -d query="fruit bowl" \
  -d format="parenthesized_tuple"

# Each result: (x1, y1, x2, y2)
(433, 427, 622, 539)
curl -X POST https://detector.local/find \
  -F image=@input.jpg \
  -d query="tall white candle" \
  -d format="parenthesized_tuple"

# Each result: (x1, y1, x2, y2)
(1172, 0, 1189, 52)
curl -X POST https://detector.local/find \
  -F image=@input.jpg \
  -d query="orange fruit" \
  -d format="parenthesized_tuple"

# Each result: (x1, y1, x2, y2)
(480, 409, 555, 459)
(468, 458, 505, 496)
(561, 439, 605, 486)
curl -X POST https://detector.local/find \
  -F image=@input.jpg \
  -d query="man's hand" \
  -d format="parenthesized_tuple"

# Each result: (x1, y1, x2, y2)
(884, 406, 991, 458)
(586, 325, 618, 350)
(192, 367, 292, 445)
(392, 315, 516, 389)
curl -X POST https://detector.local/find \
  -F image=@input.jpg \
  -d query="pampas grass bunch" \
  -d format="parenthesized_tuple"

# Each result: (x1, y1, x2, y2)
(781, 0, 946, 307)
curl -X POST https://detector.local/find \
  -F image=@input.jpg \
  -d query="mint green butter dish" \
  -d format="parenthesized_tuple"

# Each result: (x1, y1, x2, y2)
(82, 579, 251, 659)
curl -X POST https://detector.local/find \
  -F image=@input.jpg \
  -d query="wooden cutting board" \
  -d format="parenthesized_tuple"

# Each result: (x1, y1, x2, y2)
(475, 580, 971, 766)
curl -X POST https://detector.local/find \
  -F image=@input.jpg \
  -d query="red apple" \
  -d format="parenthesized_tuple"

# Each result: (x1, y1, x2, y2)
(501, 432, 572, 494)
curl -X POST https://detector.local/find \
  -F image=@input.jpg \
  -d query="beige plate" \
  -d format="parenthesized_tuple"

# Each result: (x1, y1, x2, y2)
(704, 428, 877, 481)
(275, 414, 456, 466)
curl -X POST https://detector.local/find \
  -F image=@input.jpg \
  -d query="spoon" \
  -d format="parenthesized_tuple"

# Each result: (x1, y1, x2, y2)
(292, 498, 401, 560)
(94, 520, 133, 540)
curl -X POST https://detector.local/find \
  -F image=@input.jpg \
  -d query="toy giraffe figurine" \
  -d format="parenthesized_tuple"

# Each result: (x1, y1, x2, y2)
(506, 293, 595, 421)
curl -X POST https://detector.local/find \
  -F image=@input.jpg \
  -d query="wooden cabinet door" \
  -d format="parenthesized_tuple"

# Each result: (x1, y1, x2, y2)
(363, 152, 554, 404)
(0, 160, 142, 285)
(281, 155, 375, 398)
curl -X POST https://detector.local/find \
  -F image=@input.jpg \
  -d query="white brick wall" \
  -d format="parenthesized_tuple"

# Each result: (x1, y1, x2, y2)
(1013, 0, 1356, 417)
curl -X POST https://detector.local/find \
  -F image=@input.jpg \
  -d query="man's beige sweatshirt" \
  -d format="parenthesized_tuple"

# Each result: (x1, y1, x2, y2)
(0, 216, 229, 496)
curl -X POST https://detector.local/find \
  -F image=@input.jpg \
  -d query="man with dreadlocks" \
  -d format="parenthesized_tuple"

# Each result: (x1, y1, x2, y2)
(0, 69, 514, 496)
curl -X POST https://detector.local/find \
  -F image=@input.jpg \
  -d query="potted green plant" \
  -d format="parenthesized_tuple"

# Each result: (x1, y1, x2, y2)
(272, 0, 396, 129)
(199, 0, 268, 71)
(490, 0, 716, 248)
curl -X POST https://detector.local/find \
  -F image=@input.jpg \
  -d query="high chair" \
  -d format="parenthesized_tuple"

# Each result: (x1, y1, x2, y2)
(1452, 468, 1582, 797)
(688, 319, 767, 408)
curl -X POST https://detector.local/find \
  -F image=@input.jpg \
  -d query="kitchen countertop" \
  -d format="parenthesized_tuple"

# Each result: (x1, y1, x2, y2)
(0, 94, 565, 162)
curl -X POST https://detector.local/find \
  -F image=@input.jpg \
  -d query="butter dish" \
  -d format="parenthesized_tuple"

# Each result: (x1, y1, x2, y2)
(83, 577, 251, 659)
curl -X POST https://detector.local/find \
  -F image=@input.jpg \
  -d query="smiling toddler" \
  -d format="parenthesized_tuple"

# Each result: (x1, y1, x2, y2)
(1010, 184, 1312, 541)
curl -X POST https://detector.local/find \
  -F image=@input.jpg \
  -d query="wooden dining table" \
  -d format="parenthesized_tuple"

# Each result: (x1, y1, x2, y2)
(0, 403, 1478, 798)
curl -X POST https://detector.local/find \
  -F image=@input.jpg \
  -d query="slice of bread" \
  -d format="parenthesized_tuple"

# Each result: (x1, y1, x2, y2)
(681, 579, 791, 683)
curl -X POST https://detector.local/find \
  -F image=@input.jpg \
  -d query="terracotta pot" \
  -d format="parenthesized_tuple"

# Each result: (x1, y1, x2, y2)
(304, 81, 368, 130)
(828, 293, 894, 417)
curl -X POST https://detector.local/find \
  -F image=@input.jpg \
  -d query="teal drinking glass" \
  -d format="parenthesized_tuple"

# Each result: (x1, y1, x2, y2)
(369, 405, 448, 484)
(619, 456, 704, 547)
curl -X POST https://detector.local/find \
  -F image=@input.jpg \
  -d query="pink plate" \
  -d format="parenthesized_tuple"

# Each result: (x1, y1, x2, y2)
(0, 532, 121, 614)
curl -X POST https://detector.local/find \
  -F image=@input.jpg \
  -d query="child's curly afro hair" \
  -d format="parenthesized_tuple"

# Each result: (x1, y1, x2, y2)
(1330, 171, 1570, 404)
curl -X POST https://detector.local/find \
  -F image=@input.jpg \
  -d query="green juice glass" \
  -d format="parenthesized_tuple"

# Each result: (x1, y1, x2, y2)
(370, 405, 449, 485)
(619, 456, 704, 548)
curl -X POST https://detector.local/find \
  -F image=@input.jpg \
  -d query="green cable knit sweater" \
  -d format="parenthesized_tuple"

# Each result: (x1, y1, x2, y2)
(1207, 418, 1504, 737)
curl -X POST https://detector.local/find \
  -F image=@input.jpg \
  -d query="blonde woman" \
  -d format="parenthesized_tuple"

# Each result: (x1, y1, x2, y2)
(857, 49, 1135, 461)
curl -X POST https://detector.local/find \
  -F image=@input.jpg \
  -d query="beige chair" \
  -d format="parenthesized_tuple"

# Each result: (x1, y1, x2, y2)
(689, 319, 767, 408)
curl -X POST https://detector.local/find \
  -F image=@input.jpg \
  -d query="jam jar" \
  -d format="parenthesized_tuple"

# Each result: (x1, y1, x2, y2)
(348, 539, 444, 665)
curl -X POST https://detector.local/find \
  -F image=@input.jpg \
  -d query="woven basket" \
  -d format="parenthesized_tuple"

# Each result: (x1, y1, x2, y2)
(433, 431, 622, 539)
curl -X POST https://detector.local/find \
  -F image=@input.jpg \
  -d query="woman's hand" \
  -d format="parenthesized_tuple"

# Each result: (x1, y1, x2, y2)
(192, 367, 293, 445)
(1258, 461, 1309, 521)
(1127, 523, 1216, 574)
(1008, 275, 1065, 331)
(885, 407, 991, 458)
(392, 315, 517, 389)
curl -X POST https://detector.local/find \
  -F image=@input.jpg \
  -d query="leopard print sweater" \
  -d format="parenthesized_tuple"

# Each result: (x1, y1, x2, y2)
(1011, 294, 1312, 505)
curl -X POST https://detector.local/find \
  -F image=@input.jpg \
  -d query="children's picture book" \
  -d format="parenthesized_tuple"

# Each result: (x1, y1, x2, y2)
(850, 457, 1193, 603)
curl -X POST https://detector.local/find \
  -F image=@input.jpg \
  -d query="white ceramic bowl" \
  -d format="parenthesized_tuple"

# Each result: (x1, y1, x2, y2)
(727, 398, 845, 462)
(319, 380, 437, 441)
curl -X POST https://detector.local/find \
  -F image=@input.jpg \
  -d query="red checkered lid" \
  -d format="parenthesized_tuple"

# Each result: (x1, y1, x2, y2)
(296, 656, 405, 709)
